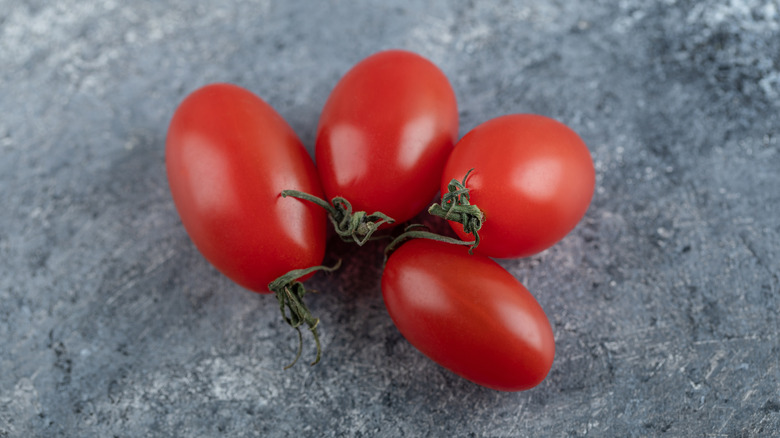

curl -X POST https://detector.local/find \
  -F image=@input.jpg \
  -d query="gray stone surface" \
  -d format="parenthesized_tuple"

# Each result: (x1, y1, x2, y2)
(1, 0, 779, 436)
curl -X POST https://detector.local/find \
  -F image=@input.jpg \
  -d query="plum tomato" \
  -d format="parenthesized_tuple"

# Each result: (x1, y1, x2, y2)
(381, 238, 555, 391)
(165, 83, 327, 293)
(440, 114, 595, 258)
(316, 50, 459, 226)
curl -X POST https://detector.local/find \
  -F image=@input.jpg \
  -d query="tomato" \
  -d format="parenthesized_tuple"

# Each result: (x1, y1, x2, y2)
(441, 114, 595, 258)
(316, 50, 459, 226)
(166, 83, 327, 293)
(382, 239, 555, 391)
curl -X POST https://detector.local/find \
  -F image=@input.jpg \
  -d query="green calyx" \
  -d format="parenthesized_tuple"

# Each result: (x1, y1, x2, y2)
(427, 168, 485, 254)
(268, 260, 342, 368)
(281, 190, 395, 245)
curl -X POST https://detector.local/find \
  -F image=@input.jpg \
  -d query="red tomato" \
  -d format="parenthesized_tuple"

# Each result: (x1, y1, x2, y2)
(166, 83, 327, 293)
(382, 239, 555, 391)
(316, 50, 459, 225)
(442, 114, 595, 258)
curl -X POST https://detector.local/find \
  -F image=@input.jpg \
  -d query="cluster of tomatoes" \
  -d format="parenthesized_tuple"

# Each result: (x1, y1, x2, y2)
(165, 50, 595, 392)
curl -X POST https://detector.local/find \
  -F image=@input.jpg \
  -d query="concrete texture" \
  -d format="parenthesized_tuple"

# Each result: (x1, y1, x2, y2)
(1, 0, 779, 436)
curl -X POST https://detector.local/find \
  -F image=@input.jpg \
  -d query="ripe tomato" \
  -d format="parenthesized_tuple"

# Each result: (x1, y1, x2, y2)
(166, 83, 327, 293)
(316, 50, 459, 226)
(441, 114, 595, 258)
(382, 239, 555, 391)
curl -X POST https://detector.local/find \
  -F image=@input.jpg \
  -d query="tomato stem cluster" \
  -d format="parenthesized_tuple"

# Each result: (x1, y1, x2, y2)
(268, 260, 342, 368)
(277, 169, 482, 367)
(426, 169, 484, 254)
(281, 190, 395, 245)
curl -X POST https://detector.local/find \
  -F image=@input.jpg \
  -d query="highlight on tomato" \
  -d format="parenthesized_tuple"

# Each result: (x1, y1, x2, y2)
(165, 83, 333, 366)
(283, 50, 459, 244)
(381, 238, 555, 392)
(431, 114, 595, 259)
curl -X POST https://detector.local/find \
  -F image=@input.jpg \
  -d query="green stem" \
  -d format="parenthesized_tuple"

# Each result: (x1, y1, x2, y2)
(268, 260, 342, 368)
(281, 190, 395, 246)
(383, 225, 475, 265)
(426, 168, 484, 254)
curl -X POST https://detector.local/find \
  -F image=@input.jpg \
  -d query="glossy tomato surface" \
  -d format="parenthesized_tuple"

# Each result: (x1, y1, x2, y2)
(382, 239, 555, 391)
(166, 83, 327, 293)
(443, 114, 595, 258)
(316, 50, 459, 225)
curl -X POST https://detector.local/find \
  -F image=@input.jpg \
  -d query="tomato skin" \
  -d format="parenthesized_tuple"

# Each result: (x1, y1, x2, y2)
(382, 239, 555, 391)
(316, 50, 459, 225)
(442, 114, 595, 259)
(166, 83, 327, 293)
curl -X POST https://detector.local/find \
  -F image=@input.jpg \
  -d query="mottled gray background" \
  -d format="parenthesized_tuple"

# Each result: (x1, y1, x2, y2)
(1, 0, 779, 436)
